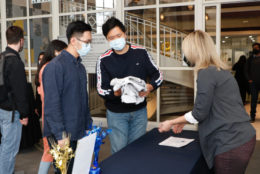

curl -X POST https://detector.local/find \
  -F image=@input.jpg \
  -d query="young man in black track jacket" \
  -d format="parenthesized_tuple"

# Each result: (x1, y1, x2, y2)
(97, 17, 163, 153)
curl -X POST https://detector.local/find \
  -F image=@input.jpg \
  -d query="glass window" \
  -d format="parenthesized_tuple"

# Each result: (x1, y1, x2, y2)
(125, 0, 156, 7)
(59, 15, 85, 36)
(160, 0, 194, 4)
(88, 0, 116, 10)
(221, 2, 260, 66)
(59, 0, 85, 13)
(159, 6, 194, 67)
(125, 9, 157, 53)
(6, 0, 27, 18)
(160, 70, 194, 122)
(205, 6, 216, 43)
(87, 12, 115, 34)
(30, 18, 52, 67)
(7, 20, 28, 66)
(29, 0, 51, 16)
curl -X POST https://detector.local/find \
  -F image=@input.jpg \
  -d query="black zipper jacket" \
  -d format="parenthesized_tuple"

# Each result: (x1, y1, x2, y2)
(0, 47, 29, 119)
(96, 44, 163, 113)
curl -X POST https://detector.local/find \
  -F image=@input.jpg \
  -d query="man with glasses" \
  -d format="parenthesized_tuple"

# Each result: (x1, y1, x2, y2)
(42, 21, 93, 174)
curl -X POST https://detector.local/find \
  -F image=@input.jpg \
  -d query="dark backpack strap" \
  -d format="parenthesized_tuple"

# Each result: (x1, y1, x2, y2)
(0, 52, 16, 85)
(0, 54, 5, 86)
(1, 52, 18, 122)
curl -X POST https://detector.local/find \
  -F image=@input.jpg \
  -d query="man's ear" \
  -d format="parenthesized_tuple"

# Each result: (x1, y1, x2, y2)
(70, 37, 76, 45)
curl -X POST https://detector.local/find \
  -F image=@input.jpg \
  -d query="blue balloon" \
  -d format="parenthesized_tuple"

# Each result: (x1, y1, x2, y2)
(88, 126, 112, 174)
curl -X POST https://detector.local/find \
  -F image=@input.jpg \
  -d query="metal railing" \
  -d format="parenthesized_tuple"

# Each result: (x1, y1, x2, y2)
(88, 74, 104, 112)
(125, 13, 186, 61)
(59, 2, 186, 62)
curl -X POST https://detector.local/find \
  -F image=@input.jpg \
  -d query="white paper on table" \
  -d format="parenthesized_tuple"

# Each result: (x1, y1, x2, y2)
(72, 132, 97, 174)
(159, 136, 194, 148)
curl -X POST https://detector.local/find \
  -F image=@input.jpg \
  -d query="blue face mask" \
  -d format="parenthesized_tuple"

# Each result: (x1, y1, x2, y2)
(109, 38, 126, 51)
(77, 43, 91, 57)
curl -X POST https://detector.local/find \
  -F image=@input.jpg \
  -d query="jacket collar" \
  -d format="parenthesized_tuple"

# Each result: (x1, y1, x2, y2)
(5, 46, 20, 58)
(62, 50, 82, 64)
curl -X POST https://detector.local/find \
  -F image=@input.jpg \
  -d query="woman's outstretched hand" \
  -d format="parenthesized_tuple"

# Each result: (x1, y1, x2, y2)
(172, 123, 185, 134)
(158, 120, 173, 133)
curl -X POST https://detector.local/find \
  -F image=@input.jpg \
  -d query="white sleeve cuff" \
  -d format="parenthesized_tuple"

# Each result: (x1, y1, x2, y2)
(184, 111, 199, 124)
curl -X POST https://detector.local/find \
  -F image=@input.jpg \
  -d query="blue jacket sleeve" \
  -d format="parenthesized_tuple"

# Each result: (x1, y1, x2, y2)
(43, 62, 65, 140)
(144, 50, 163, 90)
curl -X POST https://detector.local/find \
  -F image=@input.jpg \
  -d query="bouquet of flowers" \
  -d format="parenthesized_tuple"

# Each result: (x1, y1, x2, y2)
(49, 133, 74, 174)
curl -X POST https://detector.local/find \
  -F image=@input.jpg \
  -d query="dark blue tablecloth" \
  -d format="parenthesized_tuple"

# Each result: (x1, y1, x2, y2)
(100, 128, 211, 174)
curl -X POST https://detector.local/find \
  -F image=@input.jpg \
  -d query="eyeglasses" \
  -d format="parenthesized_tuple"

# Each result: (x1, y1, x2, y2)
(76, 38, 91, 45)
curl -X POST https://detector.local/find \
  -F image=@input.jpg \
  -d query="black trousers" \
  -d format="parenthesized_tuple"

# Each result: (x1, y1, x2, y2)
(249, 82, 260, 119)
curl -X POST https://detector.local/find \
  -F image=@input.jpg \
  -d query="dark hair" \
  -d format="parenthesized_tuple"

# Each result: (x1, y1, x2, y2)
(102, 17, 126, 38)
(238, 55, 246, 64)
(35, 40, 67, 86)
(252, 42, 260, 48)
(38, 52, 45, 58)
(6, 26, 24, 44)
(66, 21, 92, 43)
(37, 51, 45, 67)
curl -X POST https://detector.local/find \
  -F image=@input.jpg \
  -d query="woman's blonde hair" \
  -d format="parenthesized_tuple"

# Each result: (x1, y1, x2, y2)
(182, 30, 229, 72)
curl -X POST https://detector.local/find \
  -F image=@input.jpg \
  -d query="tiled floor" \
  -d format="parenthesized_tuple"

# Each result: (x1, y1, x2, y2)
(245, 103, 260, 140)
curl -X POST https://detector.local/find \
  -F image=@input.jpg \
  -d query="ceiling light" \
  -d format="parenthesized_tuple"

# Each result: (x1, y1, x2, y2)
(187, 5, 193, 11)
(222, 40, 226, 43)
(160, 14, 165, 21)
(225, 36, 229, 39)
(205, 14, 209, 21)
(249, 35, 253, 38)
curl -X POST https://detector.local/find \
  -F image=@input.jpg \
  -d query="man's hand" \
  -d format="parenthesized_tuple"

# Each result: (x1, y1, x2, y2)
(35, 109, 39, 116)
(114, 89, 122, 96)
(58, 138, 69, 148)
(20, 117, 28, 126)
(139, 84, 153, 97)
(158, 120, 173, 133)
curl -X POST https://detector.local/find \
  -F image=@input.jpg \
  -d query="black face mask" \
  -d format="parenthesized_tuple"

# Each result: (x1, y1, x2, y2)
(183, 56, 194, 67)
(253, 49, 260, 55)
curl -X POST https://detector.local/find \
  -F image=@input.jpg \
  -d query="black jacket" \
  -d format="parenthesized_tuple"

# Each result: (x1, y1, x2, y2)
(0, 47, 29, 119)
(96, 44, 163, 113)
(245, 55, 260, 85)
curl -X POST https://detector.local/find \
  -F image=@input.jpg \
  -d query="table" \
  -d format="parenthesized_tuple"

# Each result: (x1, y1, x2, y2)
(100, 128, 211, 174)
